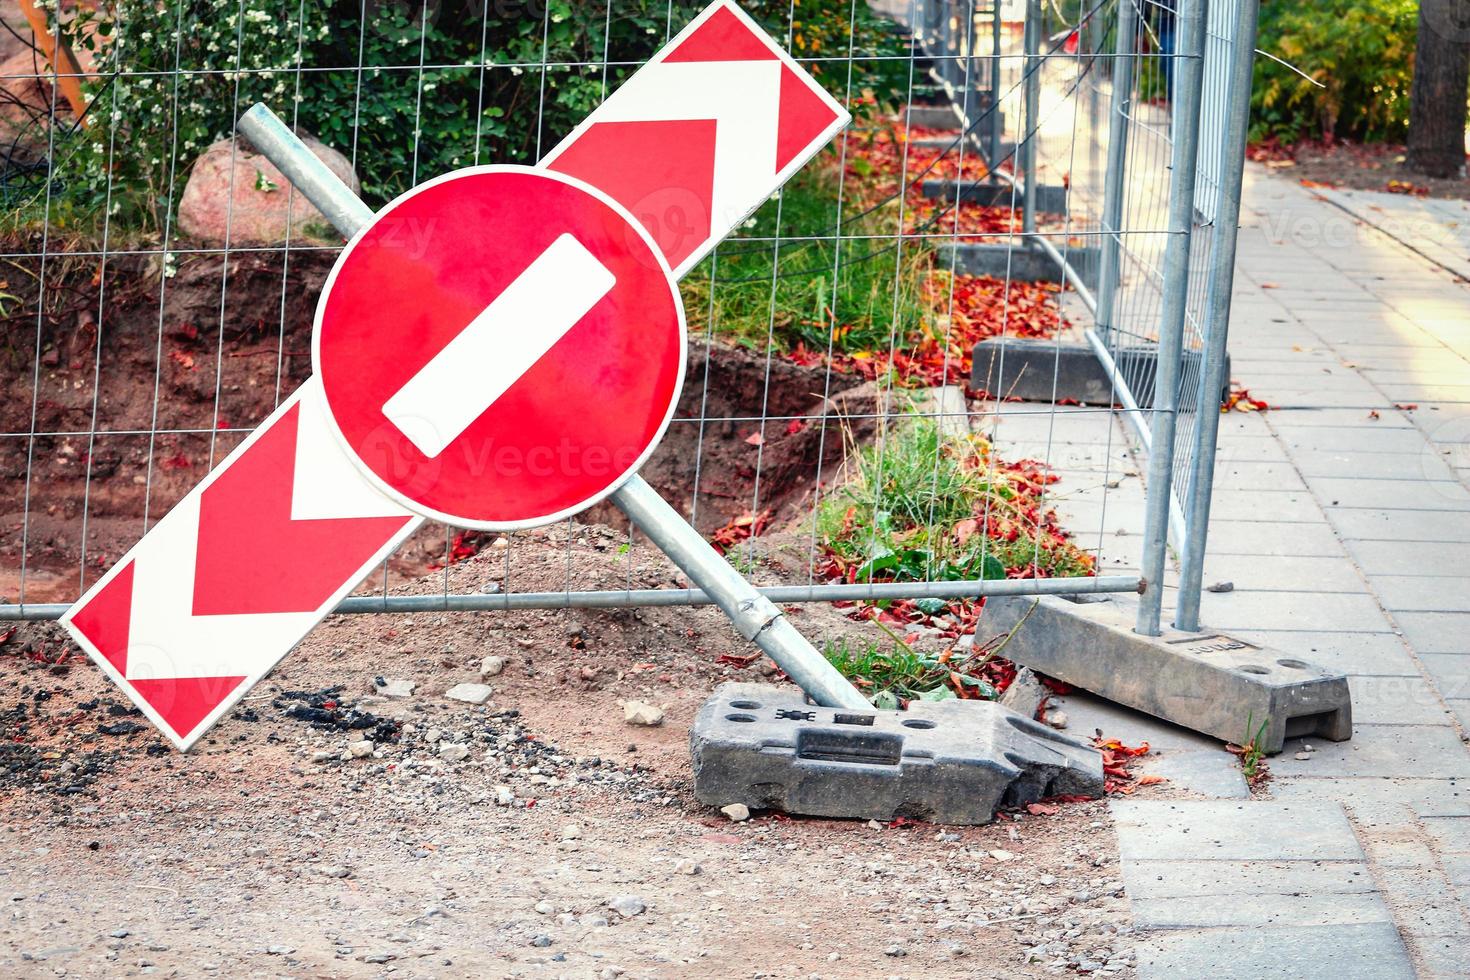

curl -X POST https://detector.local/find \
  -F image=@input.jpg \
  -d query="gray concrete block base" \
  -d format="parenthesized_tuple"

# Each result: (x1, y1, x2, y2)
(981, 594, 1353, 754)
(937, 243, 1100, 287)
(970, 336, 1230, 406)
(690, 681, 1103, 825)
(923, 178, 1068, 213)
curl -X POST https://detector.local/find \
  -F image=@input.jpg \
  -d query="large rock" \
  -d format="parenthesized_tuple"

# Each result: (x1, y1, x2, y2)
(177, 132, 359, 245)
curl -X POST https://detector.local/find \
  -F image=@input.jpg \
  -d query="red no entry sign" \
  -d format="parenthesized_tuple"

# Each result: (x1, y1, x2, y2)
(314, 167, 686, 528)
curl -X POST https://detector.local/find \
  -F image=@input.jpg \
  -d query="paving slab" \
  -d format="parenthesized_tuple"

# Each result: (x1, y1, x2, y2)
(1329, 508, 1470, 544)
(1271, 725, 1470, 779)
(1370, 575, 1470, 614)
(1270, 777, 1470, 817)
(1128, 890, 1394, 930)
(1391, 611, 1470, 655)
(1225, 630, 1421, 677)
(1347, 676, 1462, 727)
(1195, 590, 1387, 633)
(1196, 556, 1368, 594)
(1345, 541, 1470, 579)
(1133, 920, 1414, 979)
(1111, 800, 1364, 862)
(1203, 520, 1346, 558)
(1121, 859, 1377, 900)
(1308, 477, 1470, 511)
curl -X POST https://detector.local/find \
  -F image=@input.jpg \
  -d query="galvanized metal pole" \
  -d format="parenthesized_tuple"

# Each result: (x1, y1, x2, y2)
(235, 103, 870, 710)
(988, 0, 1003, 175)
(1092, 0, 1137, 340)
(1021, 0, 1041, 235)
(1135, 0, 1208, 637)
(1175, 0, 1260, 632)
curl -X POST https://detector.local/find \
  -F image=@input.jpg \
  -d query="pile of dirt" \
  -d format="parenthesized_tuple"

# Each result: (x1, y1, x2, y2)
(0, 238, 871, 603)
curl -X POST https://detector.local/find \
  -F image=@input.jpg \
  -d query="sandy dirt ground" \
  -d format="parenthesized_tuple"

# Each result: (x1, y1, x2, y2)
(1, 526, 1141, 979)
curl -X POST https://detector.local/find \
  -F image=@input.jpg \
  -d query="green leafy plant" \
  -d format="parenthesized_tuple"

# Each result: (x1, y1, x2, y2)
(1230, 712, 1271, 784)
(817, 414, 1093, 586)
(1250, 0, 1420, 144)
(9, 0, 913, 237)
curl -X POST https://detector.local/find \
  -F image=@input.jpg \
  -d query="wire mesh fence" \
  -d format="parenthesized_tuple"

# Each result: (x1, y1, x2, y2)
(0, 0, 1251, 638)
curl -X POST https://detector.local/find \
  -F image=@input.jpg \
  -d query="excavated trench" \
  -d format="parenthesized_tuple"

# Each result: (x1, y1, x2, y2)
(1, 241, 875, 603)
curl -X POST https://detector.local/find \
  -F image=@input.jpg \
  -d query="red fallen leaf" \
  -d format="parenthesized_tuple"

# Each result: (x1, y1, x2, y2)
(785, 419, 805, 435)
(169, 350, 195, 370)
(1299, 178, 1339, 189)
(1259, 282, 1280, 289)
(1026, 802, 1060, 815)
(743, 432, 764, 446)
(1394, 403, 1418, 411)
(716, 652, 761, 668)
(1367, 410, 1380, 420)
(1137, 773, 1169, 786)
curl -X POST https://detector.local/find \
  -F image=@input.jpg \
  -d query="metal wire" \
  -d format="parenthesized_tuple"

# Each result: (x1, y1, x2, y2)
(0, 0, 1250, 625)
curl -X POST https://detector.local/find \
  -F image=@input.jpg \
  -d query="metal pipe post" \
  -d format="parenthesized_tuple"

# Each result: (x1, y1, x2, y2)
(1021, 0, 1042, 235)
(235, 103, 870, 710)
(1175, 0, 1260, 632)
(1, 574, 1145, 622)
(1092, 0, 1138, 341)
(610, 479, 871, 710)
(989, 0, 1003, 178)
(1135, 0, 1208, 637)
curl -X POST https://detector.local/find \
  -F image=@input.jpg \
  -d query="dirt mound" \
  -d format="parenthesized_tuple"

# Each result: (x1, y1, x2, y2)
(0, 240, 868, 603)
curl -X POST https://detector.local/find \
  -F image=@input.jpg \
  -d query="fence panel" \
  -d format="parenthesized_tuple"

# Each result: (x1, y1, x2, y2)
(0, 0, 1248, 642)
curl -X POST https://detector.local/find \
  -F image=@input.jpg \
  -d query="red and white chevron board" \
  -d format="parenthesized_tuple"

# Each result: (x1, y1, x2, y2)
(60, 0, 850, 750)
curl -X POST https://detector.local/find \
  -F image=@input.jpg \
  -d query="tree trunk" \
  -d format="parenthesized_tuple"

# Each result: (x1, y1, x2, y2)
(1406, 0, 1470, 179)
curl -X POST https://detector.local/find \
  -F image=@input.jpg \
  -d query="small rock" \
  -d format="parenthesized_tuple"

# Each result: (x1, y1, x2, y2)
(607, 895, 646, 918)
(884, 944, 906, 957)
(347, 740, 374, 758)
(529, 934, 553, 948)
(989, 849, 1015, 862)
(438, 743, 470, 762)
(561, 824, 583, 840)
(109, 929, 130, 939)
(319, 865, 351, 879)
(445, 683, 493, 705)
(1206, 581, 1235, 593)
(493, 785, 515, 806)
(266, 945, 295, 956)
(1044, 710, 1069, 730)
(720, 803, 750, 823)
(999, 667, 1046, 718)
(1294, 751, 1312, 761)
(480, 656, 506, 678)
(673, 859, 701, 876)
(584, 915, 610, 928)
(534, 900, 555, 915)
(623, 700, 664, 726)
(373, 677, 416, 698)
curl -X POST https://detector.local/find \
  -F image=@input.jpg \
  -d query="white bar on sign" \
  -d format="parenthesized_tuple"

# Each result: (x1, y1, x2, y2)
(382, 233, 616, 458)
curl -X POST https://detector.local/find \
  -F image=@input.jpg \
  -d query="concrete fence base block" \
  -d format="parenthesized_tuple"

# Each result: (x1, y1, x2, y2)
(936, 243, 1100, 287)
(970, 336, 1230, 406)
(980, 595, 1353, 755)
(905, 103, 962, 129)
(690, 681, 1103, 825)
(923, 178, 1069, 214)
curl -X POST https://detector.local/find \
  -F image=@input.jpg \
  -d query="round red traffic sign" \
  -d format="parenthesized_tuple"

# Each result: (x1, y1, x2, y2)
(314, 166, 686, 529)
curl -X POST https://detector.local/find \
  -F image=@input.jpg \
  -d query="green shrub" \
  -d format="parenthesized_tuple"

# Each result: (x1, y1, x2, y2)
(15, 0, 911, 236)
(1251, 0, 1419, 144)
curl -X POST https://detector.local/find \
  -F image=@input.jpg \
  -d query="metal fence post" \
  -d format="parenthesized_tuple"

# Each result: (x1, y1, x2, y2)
(988, 0, 1003, 176)
(1135, 0, 1208, 637)
(1093, 0, 1137, 340)
(1175, 0, 1259, 632)
(1021, 0, 1042, 235)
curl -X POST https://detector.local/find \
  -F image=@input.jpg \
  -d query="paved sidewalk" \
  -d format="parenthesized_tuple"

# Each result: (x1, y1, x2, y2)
(988, 167, 1470, 978)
